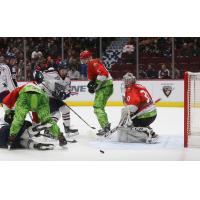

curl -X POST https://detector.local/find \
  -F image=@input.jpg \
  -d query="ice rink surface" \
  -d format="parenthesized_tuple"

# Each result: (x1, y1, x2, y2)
(0, 106, 200, 161)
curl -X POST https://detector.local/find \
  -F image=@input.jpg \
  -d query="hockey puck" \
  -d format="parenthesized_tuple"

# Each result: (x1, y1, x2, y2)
(100, 150, 104, 154)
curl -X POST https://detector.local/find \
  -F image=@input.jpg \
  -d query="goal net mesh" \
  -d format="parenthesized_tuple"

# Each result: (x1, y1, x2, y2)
(185, 72, 200, 147)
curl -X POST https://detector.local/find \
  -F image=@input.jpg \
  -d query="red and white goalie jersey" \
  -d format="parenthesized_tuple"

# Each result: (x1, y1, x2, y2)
(124, 83, 156, 117)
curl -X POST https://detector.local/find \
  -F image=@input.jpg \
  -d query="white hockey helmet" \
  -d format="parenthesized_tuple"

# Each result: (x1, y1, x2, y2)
(122, 72, 136, 87)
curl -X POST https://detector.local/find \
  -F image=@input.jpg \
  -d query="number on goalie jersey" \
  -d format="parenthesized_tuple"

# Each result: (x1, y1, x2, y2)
(125, 83, 154, 112)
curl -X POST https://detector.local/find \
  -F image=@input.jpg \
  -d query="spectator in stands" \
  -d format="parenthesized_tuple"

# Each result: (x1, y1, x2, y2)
(79, 63, 87, 80)
(139, 66, 147, 79)
(180, 43, 192, 57)
(26, 61, 32, 81)
(0, 56, 4, 63)
(174, 67, 181, 79)
(68, 67, 80, 80)
(146, 64, 158, 79)
(31, 46, 43, 61)
(158, 64, 170, 79)
(121, 43, 135, 64)
(192, 44, 200, 57)
(17, 60, 25, 80)
(46, 56, 55, 68)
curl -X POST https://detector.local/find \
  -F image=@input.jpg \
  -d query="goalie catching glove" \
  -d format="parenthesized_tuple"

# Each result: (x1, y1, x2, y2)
(87, 80, 98, 94)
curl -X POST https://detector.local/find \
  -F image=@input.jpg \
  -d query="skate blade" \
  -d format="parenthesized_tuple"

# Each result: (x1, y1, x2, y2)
(61, 145, 68, 150)
(65, 132, 79, 138)
(40, 145, 54, 150)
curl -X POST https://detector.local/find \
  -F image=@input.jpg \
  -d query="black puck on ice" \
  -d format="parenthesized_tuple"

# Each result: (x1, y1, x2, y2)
(100, 150, 104, 154)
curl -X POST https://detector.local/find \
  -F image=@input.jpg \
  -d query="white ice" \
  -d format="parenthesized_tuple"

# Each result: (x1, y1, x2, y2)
(0, 106, 200, 161)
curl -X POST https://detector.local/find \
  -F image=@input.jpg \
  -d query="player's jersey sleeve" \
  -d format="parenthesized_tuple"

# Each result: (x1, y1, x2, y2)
(88, 59, 109, 81)
(41, 69, 59, 96)
(64, 77, 71, 94)
(2, 85, 25, 109)
(5, 65, 17, 91)
(1, 64, 16, 91)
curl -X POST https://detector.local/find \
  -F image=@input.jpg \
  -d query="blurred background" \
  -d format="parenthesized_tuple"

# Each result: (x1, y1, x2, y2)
(0, 37, 199, 81)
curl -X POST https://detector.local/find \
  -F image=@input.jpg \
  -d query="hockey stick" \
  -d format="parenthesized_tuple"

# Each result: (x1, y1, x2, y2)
(64, 102, 96, 130)
(106, 98, 161, 137)
(39, 82, 96, 130)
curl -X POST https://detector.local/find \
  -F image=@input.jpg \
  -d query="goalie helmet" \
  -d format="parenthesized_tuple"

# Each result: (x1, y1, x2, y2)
(122, 72, 136, 87)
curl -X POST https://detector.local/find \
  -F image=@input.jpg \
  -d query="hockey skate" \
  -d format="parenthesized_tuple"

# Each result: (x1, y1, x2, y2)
(58, 133, 68, 147)
(96, 123, 111, 137)
(33, 143, 54, 150)
(63, 124, 79, 138)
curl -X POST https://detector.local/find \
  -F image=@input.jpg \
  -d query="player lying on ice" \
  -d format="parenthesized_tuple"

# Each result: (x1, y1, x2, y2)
(33, 61, 79, 137)
(2, 82, 68, 149)
(114, 72, 159, 144)
(0, 110, 54, 150)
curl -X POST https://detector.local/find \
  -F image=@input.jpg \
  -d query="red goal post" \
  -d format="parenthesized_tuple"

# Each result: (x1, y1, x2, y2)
(184, 71, 200, 147)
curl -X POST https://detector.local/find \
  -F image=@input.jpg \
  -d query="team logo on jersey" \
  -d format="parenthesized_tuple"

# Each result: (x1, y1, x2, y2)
(162, 85, 173, 97)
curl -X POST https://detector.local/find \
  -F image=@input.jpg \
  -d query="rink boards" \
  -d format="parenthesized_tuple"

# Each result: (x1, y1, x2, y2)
(18, 80, 184, 107)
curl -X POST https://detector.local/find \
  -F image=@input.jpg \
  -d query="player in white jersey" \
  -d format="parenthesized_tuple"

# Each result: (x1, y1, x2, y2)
(0, 53, 17, 102)
(35, 61, 79, 137)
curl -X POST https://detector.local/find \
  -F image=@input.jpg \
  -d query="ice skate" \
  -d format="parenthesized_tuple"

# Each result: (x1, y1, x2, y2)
(58, 133, 68, 147)
(96, 123, 111, 137)
(33, 143, 54, 150)
(63, 124, 79, 138)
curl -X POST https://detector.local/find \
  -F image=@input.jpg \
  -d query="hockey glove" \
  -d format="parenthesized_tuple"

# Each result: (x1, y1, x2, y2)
(7, 134, 17, 150)
(4, 110, 15, 124)
(53, 90, 70, 100)
(87, 80, 98, 94)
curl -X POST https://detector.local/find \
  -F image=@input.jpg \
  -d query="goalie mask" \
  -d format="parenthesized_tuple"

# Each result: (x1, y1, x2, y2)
(122, 72, 136, 88)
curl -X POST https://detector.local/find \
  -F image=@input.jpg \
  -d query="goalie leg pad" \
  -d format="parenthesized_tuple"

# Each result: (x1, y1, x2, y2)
(117, 127, 147, 143)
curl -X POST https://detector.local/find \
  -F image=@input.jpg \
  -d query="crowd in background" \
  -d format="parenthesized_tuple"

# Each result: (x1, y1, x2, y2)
(0, 37, 99, 81)
(1, 37, 200, 81)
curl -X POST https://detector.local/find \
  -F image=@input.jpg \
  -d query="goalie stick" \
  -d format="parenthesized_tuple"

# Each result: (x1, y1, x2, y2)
(105, 98, 161, 137)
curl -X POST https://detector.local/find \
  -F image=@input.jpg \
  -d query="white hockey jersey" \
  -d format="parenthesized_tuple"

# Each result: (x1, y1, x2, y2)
(0, 63, 16, 92)
(39, 67, 71, 98)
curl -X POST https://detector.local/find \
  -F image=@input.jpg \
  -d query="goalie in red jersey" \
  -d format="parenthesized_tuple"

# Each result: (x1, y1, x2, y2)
(117, 72, 159, 144)
(80, 50, 113, 136)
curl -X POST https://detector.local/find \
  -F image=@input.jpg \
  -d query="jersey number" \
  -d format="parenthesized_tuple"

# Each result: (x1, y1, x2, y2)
(140, 90, 151, 103)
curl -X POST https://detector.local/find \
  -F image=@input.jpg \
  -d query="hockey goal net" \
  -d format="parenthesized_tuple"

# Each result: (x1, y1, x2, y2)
(184, 71, 200, 147)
